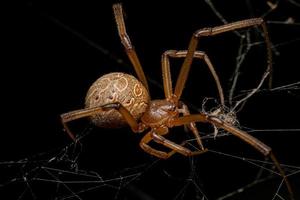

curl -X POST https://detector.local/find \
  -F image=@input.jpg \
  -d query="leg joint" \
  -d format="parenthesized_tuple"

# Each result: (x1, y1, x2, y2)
(194, 27, 213, 37)
(102, 102, 122, 110)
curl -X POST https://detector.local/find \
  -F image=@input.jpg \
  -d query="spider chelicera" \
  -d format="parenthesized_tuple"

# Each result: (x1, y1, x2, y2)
(60, 4, 294, 198)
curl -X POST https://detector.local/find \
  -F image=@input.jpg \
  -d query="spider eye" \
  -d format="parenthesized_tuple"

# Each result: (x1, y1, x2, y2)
(166, 104, 176, 112)
(171, 104, 176, 111)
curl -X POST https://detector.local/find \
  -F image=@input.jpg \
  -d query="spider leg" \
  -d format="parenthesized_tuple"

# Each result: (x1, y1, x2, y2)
(178, 101, 204, 150)
(113, 4, 149, 92)
(174, 18, 272, 102)
(171, 113, 294, 200)
(139, 129, 207, 159)
(61, 102, 141, 142)
(162, 50, 224, 106)
(139, 131, 172, 159)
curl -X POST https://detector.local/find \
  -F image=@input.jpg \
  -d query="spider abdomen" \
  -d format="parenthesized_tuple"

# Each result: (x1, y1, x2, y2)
(85, 72, 150, 128)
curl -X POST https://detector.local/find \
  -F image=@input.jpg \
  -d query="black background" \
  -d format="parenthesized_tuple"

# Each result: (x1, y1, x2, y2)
(3, 0, 300, 199)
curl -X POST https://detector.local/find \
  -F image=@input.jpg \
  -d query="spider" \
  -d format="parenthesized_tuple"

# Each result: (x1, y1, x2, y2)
(60, 4, 294, 198)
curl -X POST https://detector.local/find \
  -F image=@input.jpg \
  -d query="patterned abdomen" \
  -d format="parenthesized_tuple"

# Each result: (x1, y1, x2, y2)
(85, 72, 150, 128)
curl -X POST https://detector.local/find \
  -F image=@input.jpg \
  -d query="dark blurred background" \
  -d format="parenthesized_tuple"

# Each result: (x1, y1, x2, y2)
(2, 0, 300, 199)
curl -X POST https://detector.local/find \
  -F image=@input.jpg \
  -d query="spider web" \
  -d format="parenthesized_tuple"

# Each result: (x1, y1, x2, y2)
(3, 1, 300, 199)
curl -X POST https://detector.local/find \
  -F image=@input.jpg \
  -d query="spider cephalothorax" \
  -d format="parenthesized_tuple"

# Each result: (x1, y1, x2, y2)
(60, 4, 294, 198)
(141, 100, 178, 127)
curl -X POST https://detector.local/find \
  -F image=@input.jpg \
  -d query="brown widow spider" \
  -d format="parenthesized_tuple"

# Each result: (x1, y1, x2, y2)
(60, 4, 294, 198)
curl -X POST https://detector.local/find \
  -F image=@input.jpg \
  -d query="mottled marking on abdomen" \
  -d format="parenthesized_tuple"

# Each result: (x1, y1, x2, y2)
(85, 72, 150, 128)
